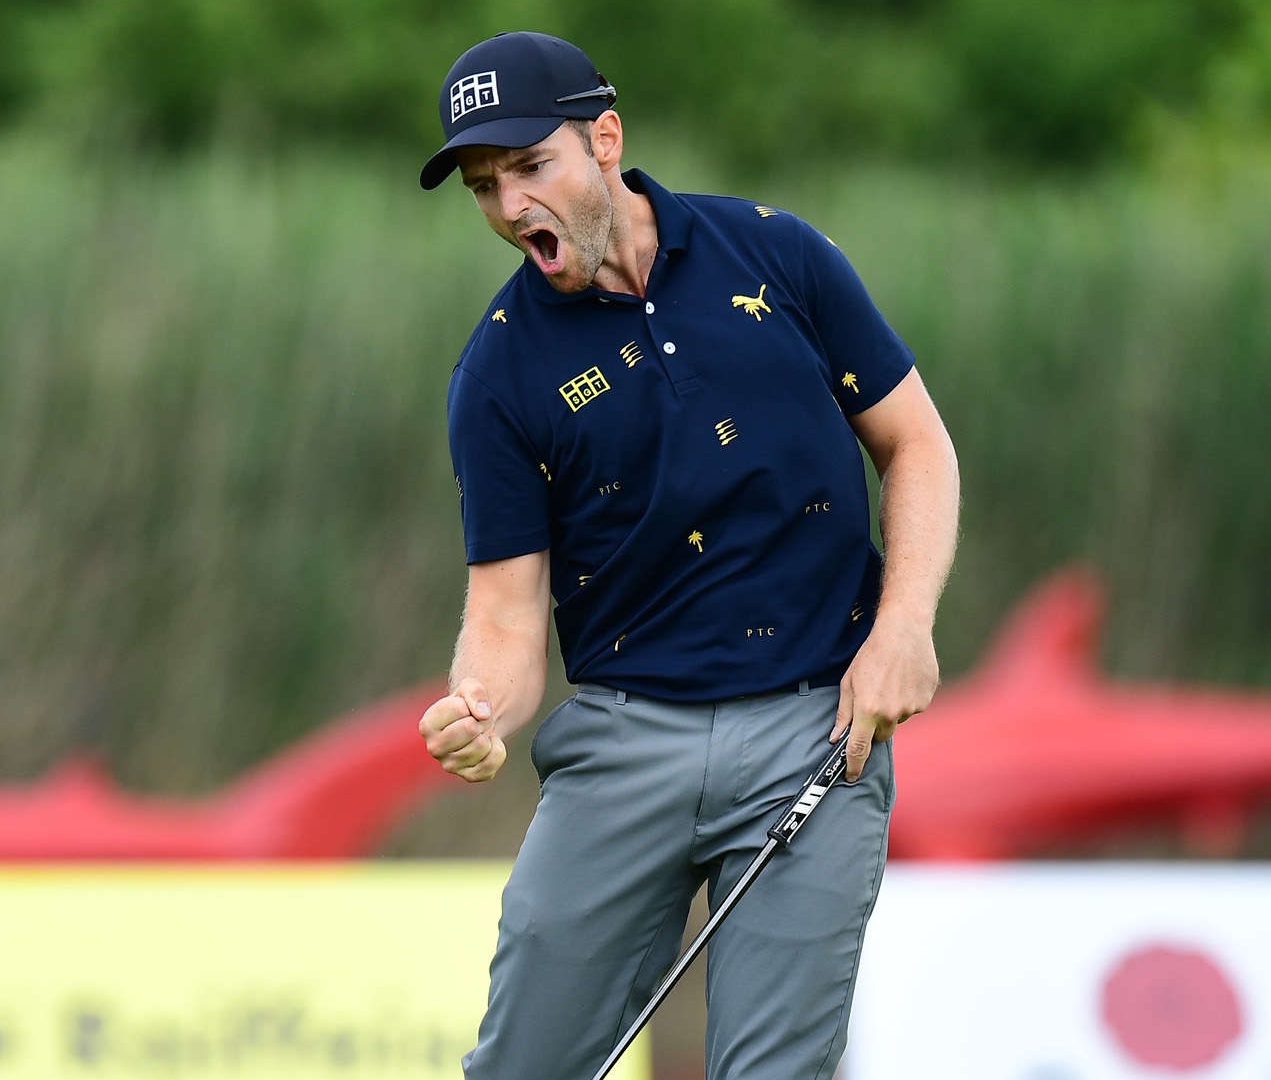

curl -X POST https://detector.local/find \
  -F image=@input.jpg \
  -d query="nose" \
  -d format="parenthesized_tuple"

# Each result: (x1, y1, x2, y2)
(496, 178, 530, 227)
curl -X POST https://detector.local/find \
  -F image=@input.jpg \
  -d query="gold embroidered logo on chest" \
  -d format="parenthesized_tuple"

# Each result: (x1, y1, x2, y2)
(619, 341, 644, 369)
(731, 284, 772, 322)
(558, 366, 612, 413)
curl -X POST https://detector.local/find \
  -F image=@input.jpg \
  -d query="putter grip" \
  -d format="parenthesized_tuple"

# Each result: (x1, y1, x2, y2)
(766, 742, 849, 846)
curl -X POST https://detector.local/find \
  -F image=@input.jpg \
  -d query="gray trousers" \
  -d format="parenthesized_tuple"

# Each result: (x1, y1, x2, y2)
(462, 683, 894, 1080)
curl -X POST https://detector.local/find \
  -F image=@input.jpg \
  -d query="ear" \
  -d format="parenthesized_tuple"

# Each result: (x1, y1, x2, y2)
(592, 110, 624, 171)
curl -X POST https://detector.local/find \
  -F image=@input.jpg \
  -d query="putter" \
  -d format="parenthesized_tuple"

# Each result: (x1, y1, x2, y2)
(589, 738, 851, 1080)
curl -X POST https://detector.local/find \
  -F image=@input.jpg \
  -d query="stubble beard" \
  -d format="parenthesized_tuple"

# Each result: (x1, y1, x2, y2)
(558, 171, 615, 292)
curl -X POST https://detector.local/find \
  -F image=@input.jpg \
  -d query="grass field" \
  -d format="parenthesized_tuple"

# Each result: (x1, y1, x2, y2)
(1, 131, 1269, 796)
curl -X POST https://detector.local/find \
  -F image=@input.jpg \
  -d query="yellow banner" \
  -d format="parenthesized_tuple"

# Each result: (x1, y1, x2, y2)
(0, 864, 650, 1079)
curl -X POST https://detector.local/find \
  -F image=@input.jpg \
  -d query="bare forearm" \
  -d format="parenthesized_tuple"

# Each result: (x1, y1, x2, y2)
(875, 430, 960, 631)
(834, 372, 958, 775)
(450, 616, 548, 741)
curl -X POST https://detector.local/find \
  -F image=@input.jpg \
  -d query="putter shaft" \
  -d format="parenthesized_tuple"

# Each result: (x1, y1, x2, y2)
(590, 741, 849, 1080)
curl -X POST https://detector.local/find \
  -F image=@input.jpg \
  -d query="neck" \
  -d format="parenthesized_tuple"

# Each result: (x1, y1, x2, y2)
(591, 178, 658, 298)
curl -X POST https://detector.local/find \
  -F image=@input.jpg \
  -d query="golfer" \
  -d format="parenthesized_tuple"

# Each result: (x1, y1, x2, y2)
(418, 31, 959, 1080)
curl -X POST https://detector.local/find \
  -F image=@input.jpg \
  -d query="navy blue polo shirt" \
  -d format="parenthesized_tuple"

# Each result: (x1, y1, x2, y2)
(447, 169, 914, 701)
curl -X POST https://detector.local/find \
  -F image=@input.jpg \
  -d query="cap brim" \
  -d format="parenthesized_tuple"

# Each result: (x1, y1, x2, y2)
(419, 116, 566, 190)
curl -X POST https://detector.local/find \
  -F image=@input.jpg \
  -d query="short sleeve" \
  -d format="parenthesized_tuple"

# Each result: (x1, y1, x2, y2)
(799, 221, 915, 415)
(448, 368, 551, 564)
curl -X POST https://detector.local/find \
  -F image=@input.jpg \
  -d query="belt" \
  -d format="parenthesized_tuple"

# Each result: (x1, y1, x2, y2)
(576, 675, 841, 706)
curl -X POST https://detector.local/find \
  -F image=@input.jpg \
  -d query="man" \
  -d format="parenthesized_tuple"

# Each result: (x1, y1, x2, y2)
(417, 31, 959, 1080)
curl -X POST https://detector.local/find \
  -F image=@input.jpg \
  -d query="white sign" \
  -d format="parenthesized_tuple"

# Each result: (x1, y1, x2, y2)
(843, 865, 1271, 1080)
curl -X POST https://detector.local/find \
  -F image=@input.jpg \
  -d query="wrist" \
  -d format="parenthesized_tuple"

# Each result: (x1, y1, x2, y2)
(872, 600, 935, 635)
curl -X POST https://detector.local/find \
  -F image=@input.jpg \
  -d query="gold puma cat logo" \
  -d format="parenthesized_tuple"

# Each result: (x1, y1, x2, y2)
(731, 284, 772, 322)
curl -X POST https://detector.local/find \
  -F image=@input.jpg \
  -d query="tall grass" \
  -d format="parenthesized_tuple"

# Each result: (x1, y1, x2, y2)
(2, 133, 1268, 799)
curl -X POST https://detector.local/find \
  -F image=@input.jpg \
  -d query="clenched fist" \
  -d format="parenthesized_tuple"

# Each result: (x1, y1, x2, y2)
(418, 677, 508, 783)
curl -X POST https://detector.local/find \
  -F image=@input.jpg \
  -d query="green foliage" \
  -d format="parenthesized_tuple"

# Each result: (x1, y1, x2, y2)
(944, 0, 1246, 164)
(23, 0, 445, 147)
(3, 0, 1268, 171)
(1, 135, 1268, 797)
(1200, 0, 1271, 132)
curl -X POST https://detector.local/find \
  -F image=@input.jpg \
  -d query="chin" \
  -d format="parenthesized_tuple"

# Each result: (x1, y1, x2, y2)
(546, 265, 592, 294)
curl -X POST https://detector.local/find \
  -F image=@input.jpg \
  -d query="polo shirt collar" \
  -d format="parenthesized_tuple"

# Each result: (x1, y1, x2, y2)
(522, 168, 694, 305)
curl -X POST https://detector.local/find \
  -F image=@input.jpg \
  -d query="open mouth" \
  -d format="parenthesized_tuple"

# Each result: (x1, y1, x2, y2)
(522, 228, 563, 274)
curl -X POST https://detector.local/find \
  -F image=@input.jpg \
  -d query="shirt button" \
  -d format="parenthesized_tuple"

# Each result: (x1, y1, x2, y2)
(663, 341, 676, 355)
(645, 301, 656, 315)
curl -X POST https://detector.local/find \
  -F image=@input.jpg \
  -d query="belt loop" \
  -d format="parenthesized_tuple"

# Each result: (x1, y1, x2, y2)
(797, 680, 810, 697)
(615, 689, 628, 705)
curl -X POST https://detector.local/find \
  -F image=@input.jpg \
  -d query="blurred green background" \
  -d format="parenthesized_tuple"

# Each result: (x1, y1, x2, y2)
(2, 2, 1269, 1073)
(3, 7, 1271, 802)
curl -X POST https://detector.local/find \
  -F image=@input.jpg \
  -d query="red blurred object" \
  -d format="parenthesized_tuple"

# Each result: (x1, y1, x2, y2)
(889, 567, 1271, 859)
(1100, 944, 1244, 1070)
(0, 682, 457, 860)
(5, 569, 1269, 863)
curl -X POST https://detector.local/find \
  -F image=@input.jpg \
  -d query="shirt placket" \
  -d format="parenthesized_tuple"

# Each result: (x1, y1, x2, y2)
(638, 253, 697, 392)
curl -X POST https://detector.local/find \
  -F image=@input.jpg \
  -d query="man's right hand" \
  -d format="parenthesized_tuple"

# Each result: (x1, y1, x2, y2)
(418, 678, 508, 783)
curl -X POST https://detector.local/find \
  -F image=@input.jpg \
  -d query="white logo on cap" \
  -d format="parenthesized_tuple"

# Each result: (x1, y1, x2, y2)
(451, 71, 500, 123)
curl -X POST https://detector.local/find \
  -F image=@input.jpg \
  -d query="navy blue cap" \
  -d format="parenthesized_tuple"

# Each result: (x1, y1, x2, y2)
(420, 32, 616, 190)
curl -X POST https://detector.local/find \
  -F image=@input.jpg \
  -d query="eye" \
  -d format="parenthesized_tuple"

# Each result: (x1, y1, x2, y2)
(521, 160, 545, 175)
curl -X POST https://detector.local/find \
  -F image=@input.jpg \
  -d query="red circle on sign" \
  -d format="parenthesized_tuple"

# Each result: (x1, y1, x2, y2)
(1101, 944, 1243, 1071)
